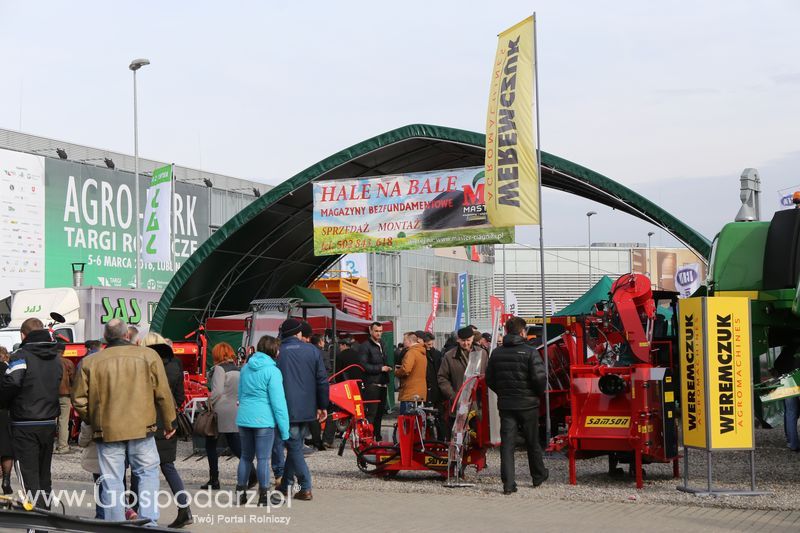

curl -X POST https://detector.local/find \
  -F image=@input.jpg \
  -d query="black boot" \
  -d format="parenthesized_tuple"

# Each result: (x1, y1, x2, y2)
(247, 469, 258, 489)
(235, 485, 248, 506)
(168, 506, 193, 528)
(2, 473, 11, 495)
(200, 471, 220, 490)
(257, 487, 270, 507)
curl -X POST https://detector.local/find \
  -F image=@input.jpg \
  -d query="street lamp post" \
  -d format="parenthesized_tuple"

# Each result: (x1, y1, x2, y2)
(129, 58, 150, 289)
(586, 211, 597, 287)
(647, 231, 655, 287)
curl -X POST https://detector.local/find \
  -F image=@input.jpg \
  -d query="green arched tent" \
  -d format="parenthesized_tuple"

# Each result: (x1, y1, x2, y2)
(151, 124, 710, 338)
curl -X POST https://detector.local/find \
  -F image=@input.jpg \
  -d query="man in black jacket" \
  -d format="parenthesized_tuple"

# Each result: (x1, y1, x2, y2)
(1, 318, 62, 508)
(485, 316, 548, 494)
(357, 322, 390, 440)
(421, 332, 444, 439)
(334, 337, 363, 382)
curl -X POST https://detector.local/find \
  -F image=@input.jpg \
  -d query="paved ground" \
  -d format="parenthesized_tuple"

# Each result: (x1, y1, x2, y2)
(179, 488, 800, 533)
(1, 480, 796, 533)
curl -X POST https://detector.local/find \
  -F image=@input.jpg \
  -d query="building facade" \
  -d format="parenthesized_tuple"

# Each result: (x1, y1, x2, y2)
(0, 128, 267, 297)
(494, 244, 707, 318)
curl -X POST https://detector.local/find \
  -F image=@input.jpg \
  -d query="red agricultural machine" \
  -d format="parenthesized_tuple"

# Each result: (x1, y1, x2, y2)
(330, 355, 492, 481)
(547, 273, 680, 488)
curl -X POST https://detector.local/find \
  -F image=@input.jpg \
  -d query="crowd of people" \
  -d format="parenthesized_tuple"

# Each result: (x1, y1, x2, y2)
(377, 318, 548, 494)
(0, 313, 549, 528)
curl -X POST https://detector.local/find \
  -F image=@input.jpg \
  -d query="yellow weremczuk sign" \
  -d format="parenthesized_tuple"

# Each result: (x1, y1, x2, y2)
(705, 297, 754, 450)
(679, 297, 707, 449)
(485, 15, 539, 227)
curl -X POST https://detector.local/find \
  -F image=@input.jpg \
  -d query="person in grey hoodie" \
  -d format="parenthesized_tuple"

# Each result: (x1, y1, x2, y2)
(202, 342, 243, 490)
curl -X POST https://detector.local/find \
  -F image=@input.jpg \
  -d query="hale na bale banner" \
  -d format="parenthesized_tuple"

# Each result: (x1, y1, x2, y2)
(312, 166, 514, 255)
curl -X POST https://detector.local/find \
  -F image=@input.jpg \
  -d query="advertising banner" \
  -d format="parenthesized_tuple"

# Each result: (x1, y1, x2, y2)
(425, 285, 442, 333)
(488, 294, 504, 444)
(778, 186, 799, 209)
(675, 263, 702, 298)
(454, 273, 469, 331)
(679, 297, 707, 449)
(679, 296, 754, 451)
(504, 289, 518, 315)
(705, 297, 754, 450)
(631, 248, 706, 291)
(339, 254, 368, 278)
(44, 159, 209, 290)
(141, 165, 173, 265)
(485, 15, 539, 227)
(0, 148, 45, 298)
(490, 295, 504, 339)
(312, 167, 514, 256)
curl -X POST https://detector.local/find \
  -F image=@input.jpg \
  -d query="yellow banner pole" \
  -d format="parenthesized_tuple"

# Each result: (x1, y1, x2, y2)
(529, 13, 551, 443)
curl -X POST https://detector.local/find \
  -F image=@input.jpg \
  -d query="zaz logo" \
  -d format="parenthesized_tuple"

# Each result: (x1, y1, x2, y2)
(676, 268, 698, 286)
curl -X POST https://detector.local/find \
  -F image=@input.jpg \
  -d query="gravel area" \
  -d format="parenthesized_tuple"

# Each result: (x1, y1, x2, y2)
(50, 423, 800, 511)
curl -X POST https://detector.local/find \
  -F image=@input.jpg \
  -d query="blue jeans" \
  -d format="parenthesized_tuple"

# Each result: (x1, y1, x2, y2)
(785, 397, 800, 450)
(97, 436, 160, 524)
(272, 432, 285, 478)
(237, 427, 274, 489)
(279, 423, 311, 492)
(130, 462, 189, 508)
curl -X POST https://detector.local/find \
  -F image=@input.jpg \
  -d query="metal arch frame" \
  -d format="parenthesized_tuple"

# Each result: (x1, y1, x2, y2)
(542, 165, 709, 261)
(202, 205, 312, 318)
(152, 123, 711, 334)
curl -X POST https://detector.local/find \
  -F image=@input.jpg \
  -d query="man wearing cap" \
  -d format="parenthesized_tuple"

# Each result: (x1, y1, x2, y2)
(334, 337, 362, 382)
(437, 326, 488, 439)
(358, 322, 390, 441)
(275, 318, 329, 501)
(479, 332, 492, 352)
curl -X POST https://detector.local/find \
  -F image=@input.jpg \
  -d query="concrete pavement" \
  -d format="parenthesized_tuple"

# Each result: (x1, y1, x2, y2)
(21, 481, 800, 533)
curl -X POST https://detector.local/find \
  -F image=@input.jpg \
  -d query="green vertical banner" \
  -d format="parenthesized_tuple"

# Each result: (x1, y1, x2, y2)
(141, 164, 173, 265)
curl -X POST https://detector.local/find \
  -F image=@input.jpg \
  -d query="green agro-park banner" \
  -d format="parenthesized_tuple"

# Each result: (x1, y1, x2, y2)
(44, 159, 209, 289)
(312, 166, 514, 255)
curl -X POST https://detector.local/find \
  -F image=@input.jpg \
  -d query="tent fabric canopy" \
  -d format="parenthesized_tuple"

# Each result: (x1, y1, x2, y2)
(285, 286, 331, 305)
(555, 276, 614, 316)
(151, 124, 710, 338)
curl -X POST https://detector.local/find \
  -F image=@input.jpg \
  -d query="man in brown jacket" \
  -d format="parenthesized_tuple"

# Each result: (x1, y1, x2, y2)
(394, 332, 427, 414)
(72, 319, 176, 526)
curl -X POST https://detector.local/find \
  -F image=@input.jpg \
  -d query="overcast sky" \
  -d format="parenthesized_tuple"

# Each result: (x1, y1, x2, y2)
(1, 1, 798, 249)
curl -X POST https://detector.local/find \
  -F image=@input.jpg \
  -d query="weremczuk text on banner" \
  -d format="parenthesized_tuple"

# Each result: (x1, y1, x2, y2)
(485, 15, 539, 227)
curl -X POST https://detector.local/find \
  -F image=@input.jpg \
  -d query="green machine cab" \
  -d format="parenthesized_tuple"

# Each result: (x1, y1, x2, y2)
(708, 182, 800, 419)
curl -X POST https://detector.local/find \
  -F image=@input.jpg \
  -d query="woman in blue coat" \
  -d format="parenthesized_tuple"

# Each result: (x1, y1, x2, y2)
(236, 335, 290, 505)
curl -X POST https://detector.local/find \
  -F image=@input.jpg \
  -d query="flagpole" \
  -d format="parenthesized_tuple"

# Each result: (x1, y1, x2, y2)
(502, 244, 507, 311)
(531, 13, 552, 444)
(170, 164, 176, 273)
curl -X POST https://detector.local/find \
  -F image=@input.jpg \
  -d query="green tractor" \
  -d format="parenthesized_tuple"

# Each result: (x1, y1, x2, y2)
(707, 169, 800, 422)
